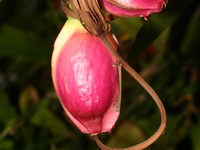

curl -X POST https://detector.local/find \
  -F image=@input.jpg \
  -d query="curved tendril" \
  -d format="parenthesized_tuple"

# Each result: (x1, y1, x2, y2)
(92, 33, 167, 150)
(61, 0, 77, 19)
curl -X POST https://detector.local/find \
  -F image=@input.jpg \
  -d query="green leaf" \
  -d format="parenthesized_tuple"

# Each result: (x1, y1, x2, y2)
(0, 140, 14, 150)
(29, 108, 72, 137)
(181, 81, 200, 94)
(106, 121, 146, 148)
(111, 17, 144, 40)
(152, 26, 171, 52)
(180, 11, 200, 55)
(0, 90, 17, 125)
(127, 0, 195, 60)
(190, 118, 200, 150)
(45, 0, 62, 29)
(18, 85, 39, 116)
(0, 25, 51, 62)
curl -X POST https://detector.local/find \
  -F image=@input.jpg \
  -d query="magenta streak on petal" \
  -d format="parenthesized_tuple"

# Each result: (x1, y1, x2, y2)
(55, 33, 119, 134)
(108, 0, 164, 10)
(101, 0, 164, 17)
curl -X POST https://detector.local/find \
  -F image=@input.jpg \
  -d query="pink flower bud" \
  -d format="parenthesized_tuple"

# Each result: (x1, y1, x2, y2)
(51, 18, 120, 135)
(100, 0, 166, 18)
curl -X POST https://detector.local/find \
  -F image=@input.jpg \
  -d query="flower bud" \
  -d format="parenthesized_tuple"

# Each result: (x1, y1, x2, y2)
(51, 18, 120, 134)
(100, 0, 166, 19)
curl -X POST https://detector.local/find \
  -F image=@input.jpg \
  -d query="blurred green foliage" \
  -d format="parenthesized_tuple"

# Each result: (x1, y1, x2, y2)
(0, 0, 200, 149)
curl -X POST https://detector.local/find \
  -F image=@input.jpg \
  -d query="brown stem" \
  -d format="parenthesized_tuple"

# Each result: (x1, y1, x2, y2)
(61, 0, 77, 19)
(105, 15, 119, 22)
(68, 0, 111, 37)
(92, 33, 167, 150)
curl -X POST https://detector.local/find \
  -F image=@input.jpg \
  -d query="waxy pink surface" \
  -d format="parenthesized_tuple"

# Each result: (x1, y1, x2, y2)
(101, 0, 165, 18)
(52, 32, 120, 134)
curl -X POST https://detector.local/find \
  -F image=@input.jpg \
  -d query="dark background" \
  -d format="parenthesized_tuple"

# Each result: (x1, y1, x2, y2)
(0, 0, 200, 149)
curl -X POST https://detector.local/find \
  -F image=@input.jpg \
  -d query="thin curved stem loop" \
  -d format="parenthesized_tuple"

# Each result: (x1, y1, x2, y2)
(92, 34, 167, 150)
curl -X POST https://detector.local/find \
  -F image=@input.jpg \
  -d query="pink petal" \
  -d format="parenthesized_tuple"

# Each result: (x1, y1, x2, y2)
(101, 0, 165, 18)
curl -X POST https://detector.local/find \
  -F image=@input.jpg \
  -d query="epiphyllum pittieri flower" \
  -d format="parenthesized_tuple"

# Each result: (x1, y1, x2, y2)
(51, 18, 120, 135)
(100, 0, 167, 19)
(52, 0, 167, 149)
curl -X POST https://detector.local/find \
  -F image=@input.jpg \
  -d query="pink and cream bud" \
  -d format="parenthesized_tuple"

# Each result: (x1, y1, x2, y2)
(51, 18, 120, 134)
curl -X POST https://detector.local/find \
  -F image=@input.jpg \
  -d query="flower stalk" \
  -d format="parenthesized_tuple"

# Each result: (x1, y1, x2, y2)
(93, 33, 166, 150)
